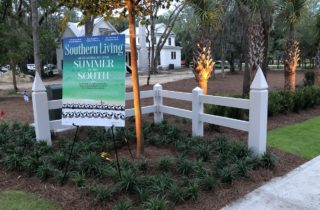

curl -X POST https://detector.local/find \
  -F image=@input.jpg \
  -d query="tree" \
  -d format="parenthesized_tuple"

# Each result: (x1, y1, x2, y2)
(0, 0, 33, 92)
(236, 0, 272, 96)
(149, 4, 185, 77)
(31, 0, 42, 76)
(278, 0, 307, 91)
(187, 0, 222, 95)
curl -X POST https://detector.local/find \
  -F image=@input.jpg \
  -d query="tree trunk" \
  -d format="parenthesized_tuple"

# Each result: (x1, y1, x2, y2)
(229, 53, 235, 73)
(11, 61, 18, 92)
(150, 14, 156, 74)
(242, 60, 250, 97)
(315, 46, 320, 85)
(31, 0, 41, 76)
(248, 23, 264, 83)
(284, 38, 299, 91)
(127, 0, 144, 158)
(85, 16, 94, 36)
(199, 79, 208, 95)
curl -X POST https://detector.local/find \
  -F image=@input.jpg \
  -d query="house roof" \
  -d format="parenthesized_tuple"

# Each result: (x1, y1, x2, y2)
(120, 23, 176, 36)
(66, 17, 118, 37)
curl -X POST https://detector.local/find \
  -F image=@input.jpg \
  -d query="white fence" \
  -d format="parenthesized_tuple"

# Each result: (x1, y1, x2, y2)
(32, 68, 268, 155)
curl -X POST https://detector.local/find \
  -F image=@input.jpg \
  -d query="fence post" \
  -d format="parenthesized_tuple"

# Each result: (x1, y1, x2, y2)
(249, 67, 268, 155)
(32, 72, 52, 145)
(153, 83, 163, 123)
(192, 87, 203, 136)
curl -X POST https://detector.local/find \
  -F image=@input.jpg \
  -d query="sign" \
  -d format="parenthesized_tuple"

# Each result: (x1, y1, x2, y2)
(62, 35, 126, 127)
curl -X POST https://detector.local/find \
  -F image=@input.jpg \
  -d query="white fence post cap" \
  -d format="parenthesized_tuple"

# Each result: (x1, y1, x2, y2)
(32, 72, 46, 92)
(193, 87, 203, 93)
(250, 67, 268, 90)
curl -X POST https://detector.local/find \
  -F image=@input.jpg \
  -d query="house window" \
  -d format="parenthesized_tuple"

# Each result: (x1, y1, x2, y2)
(168, 38, 171, 46)
(171, 52, 176, 60)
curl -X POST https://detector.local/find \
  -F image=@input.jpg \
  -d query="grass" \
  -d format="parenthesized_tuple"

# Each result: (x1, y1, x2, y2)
(268, 117, 320, 160)
(0, 190, 64, 210)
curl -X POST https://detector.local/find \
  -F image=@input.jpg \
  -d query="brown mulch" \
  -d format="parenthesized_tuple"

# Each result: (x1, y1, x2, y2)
(0, 70, 314, 210)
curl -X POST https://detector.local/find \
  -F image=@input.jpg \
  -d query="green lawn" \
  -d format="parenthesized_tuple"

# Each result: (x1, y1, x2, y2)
(268, 117, 320, 160)
(0, 191, 64, 210)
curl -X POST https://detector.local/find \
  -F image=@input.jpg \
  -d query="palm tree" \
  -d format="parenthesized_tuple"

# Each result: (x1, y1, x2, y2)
(278, 0, 307, 90)
(236, 0, 272, 96)
(187, 0, 222, 95)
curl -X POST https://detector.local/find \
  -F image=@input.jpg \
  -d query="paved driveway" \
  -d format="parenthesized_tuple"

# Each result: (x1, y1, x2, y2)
(0, 70, 196, 90)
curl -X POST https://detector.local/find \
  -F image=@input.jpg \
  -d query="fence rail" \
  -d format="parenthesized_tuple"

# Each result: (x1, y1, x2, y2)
(32, 68, 268, 155)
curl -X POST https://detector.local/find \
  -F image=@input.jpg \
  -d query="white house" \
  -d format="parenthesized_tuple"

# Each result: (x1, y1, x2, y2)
(121, 23, 182, 71)
(56, 17, 118, 73)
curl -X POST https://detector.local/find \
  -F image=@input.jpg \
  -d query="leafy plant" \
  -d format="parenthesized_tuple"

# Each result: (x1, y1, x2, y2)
(236, 160, 252, 178)
(260, 152, 277, 169)
(36, 163, 55, 180)
(112, 200, 133, 210)
(70, 172, 86, 187)
(218, 165, 237, 184)
(167, 184, 186, 203)
(176, 158, 194, 176)
(79, 152, 102, 177)
(149, 174, 173, 194)
(87, 184, 116, 203)
(158, 156, 174, 172)
(198, 173, 216, 191)
(184, 180, 199, 201)
(119, 169, 141, 193)
(138, 160, 148, 173)
(142, 197, 168, 210)
(195, 143, 211, 161)
(2, 153, 24, 171)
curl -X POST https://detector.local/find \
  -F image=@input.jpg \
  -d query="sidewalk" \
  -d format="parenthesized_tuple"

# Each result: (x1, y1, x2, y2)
(221, 156, 320, 210)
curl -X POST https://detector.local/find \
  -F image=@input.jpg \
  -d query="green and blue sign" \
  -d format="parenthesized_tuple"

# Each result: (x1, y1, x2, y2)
(62, 35, 126, 127)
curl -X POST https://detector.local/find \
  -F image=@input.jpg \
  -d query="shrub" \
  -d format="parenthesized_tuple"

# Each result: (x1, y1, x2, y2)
(119, 169, 141, 193)
(304, 71, 315, 86)
(138, 160, 148, 173)
(184, 180, 199, 201)
(142, 197, 168, 210)
(79, 152, 102, 177)
(36, 163, 55, 180)
(149, 174, 173, 194)
(70, 172, 86, 187)
(194, 143, 211, 161)
(167, 184, 185, 203)
(87, 184, 116, 203)
(50, 151, 66, 170)
(2, 153, 24, 171)
(112, 200, 133, 210)
(198, 173, 216, 191)
(260, 152, 277, 169)
(176, 158, 195, 176)
(218, 165, 237, 184)
(236, 160, 252, 178)
(158, 156, 174, 172)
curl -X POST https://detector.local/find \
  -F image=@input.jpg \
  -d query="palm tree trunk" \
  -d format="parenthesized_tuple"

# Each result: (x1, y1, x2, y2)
(127, 0, 144, 158)
(248, 23, 264, 83)
(199, 79, 208, 95)
(31, 0, 41, 76)
(284, 38, 300, 91)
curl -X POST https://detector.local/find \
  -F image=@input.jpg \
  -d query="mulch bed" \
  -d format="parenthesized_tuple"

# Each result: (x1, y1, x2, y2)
(0, 70, 314, 209)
